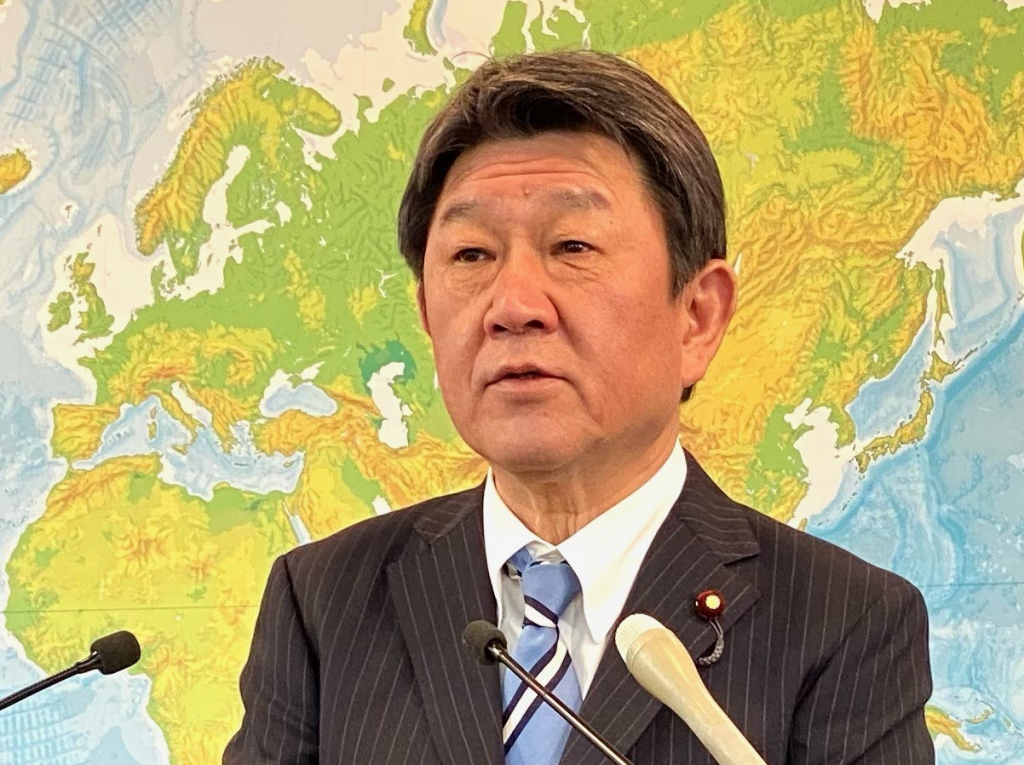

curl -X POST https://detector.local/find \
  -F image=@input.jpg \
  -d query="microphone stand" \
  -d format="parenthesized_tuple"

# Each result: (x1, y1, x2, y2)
(0, 654, 99, 712)
(484, 640, 636, 765)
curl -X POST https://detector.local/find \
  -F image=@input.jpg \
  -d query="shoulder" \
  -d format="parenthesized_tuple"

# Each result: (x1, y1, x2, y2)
(279, 482, 484, 588)
(683, 451, 920, 604)
(744, 506, 921, 602)
(729, 501, 929, 672)
(681, 451, 925, 656)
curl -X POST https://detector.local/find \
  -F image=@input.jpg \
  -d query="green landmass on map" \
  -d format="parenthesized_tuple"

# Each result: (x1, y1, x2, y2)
(404, 0, 437, 54)
(47, 252, 115, 341)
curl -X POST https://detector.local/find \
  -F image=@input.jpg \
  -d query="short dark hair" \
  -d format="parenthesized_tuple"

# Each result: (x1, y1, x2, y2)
(397, 49, 727, 297)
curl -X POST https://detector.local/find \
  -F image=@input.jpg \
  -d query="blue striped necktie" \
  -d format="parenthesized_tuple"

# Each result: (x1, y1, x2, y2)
(502, 546, 582, 765)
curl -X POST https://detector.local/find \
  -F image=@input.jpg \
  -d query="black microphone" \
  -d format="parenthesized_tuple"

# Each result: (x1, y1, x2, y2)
(0, 630, 141, 712)
(462, 620, 635, 765)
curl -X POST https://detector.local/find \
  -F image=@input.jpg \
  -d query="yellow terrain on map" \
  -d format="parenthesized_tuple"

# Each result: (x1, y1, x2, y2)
(0, 148, 31, 194)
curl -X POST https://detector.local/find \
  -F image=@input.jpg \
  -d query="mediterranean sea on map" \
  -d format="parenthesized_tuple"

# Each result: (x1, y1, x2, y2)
(1, 0, 1023, 763)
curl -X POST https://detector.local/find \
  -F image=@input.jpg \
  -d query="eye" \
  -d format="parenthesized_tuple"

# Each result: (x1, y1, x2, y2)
(556, 240, 593, 254)
(453, 248, 491, 264)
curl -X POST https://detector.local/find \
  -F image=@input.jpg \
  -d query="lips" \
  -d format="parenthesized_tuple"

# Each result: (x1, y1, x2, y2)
(488, 364, 560, 385)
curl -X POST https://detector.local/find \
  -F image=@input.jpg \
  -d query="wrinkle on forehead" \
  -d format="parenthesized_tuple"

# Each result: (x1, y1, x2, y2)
(449, 142, 623, 177)
(436, 186, 612, 226)
(431, 133, 647, 229)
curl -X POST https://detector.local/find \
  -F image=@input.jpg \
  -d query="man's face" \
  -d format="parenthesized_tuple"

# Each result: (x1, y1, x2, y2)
(418, 131, 714, 475)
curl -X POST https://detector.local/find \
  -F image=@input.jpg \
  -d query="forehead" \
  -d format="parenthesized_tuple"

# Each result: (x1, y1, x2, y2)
(433, 132, 651, 221)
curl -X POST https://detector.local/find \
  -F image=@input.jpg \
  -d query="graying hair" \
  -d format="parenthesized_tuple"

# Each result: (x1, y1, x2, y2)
(397, 49, 727, 296)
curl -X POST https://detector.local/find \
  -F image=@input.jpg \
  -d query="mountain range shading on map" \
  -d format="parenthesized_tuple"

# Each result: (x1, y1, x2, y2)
(0, 0, 1022, 762)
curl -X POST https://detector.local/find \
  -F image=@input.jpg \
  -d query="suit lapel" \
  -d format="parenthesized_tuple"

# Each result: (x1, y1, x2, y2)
(387, 485, 504, 765)
(561, 453, 762, 765)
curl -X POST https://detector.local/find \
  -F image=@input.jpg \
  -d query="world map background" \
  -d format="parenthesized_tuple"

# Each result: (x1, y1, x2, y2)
(1, 0, 1023, 762)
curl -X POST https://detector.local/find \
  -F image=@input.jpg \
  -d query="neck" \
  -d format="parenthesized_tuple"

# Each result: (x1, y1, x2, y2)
(491, 430, 679, 545)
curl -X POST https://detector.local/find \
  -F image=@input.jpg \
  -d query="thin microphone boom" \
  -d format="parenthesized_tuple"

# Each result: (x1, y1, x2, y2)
(462, 620, 636, 765)
(0, 663, 88, 713)
(0, 631, 141, 713)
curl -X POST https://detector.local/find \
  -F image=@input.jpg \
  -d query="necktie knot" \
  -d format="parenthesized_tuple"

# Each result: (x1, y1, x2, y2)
(509, 546, 581, 624)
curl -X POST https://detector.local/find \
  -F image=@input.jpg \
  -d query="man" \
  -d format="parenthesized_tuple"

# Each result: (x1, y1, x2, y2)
(224, 51, 933, 765)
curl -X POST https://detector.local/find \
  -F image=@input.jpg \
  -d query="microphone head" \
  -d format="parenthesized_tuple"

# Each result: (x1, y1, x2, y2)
(461, 620, 506, 665)
(90, 631, 141, 675)
(615, 613, 668, 666)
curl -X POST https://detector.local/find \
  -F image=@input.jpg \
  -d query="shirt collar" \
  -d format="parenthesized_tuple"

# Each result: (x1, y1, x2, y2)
(483, 440, 687, 644)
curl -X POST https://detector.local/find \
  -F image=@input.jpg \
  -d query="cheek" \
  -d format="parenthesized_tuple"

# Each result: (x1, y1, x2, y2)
(588, 289, 665, 352)
(424, 297, 479, 390)
(587, 296, 682, 392)
(432, 333, 471, 387)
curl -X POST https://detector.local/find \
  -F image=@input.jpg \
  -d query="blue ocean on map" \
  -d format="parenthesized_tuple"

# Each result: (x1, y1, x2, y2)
(815, 306, 1024, 763)
(259, 379, 338, 418)
(74, 396, 305, 502)
(0, 0, 213, 760)
(809, 205, 1024, 763)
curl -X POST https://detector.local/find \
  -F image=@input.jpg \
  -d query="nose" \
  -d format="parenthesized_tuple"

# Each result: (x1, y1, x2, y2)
(483, 250, 559, 337)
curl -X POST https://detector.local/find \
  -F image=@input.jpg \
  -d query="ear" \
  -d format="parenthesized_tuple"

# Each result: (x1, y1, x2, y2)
(677, 258, 737, 388)
(416, 279, 432, 338)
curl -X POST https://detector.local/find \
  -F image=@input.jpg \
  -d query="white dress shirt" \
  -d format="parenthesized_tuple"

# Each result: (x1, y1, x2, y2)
(483, 440, 687, 697)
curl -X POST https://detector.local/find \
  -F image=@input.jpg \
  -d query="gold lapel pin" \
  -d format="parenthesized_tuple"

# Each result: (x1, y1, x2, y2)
(694, 589, 726, 666)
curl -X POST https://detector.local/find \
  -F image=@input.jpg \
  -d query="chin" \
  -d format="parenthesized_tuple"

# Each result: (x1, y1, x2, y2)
(468, 429, 582, 475)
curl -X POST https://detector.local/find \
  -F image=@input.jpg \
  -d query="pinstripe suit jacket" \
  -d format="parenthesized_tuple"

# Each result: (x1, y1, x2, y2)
(224, 452, 934, 765)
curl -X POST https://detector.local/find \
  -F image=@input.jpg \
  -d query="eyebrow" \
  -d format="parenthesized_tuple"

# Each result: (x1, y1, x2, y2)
(435, 187, 612, 226)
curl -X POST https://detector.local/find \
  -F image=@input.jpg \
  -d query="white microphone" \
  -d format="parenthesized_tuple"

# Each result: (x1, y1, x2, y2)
(615, 614, 768, 765)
